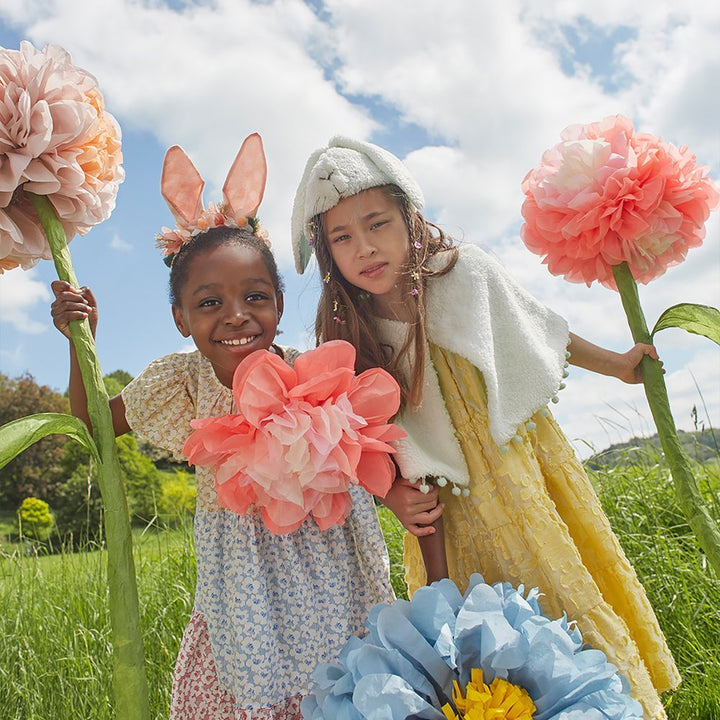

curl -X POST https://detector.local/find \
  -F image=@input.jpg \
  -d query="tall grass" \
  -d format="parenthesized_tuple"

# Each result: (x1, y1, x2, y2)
(591, 448, 720, 720)
(1, 451, 718, 719)
(0, 525, 195, 719)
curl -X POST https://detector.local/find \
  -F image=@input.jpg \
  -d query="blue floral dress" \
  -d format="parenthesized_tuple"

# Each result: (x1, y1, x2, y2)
(122, 349, 394, 719)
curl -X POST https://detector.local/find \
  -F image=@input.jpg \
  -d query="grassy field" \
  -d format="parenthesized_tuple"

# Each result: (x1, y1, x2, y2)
(590, 452, 720, 720)
(1, 455, 718, 719)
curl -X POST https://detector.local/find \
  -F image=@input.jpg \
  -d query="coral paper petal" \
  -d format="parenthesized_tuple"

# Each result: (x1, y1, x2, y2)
(348, 368, 402, 422)
(232, 350, 295, 424)
(293, 340, 357, 382)
(355, 453, 395, 498)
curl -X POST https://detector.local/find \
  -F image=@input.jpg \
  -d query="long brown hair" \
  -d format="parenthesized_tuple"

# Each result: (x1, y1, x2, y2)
(311, 185, 457, 409)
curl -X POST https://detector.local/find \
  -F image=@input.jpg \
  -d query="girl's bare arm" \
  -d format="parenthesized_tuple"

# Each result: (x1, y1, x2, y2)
(567, 332, 659, 385)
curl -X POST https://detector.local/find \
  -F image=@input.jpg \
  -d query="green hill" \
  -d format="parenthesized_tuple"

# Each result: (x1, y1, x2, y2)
(586, 428, 719, 469)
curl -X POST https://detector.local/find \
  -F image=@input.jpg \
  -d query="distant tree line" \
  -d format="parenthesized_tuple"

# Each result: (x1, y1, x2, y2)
(7, 369, 712, 548)
(0, 371, 194, 549)
(586, 426, 719, 470)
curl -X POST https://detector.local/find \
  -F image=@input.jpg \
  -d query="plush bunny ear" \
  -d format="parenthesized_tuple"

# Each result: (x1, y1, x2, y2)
(161, 146, 205, 224)
(223, 133, 267, 218)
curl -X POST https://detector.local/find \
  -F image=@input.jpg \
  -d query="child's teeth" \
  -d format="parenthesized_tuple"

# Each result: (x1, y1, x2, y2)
(222, 336, 255, 346)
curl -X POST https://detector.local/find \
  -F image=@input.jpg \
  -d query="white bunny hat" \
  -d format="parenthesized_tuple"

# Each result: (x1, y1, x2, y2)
(291, 136, 424, 273)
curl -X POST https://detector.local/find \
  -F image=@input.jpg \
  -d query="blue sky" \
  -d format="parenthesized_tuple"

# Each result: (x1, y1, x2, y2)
(0, 0, 718, 456)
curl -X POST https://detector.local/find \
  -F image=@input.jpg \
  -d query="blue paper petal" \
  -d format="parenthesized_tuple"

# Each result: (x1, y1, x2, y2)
(408, 581, 461, 645)
(453, 582, 529, 684)
(353, 674, 446, 719)
(346, 645, 440, 705)
(374, 605, 454, 700)
(302, 575, 642, 720)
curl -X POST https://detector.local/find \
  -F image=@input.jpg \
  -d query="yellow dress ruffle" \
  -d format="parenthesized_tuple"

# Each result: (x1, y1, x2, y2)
(402, 345, 680, 719)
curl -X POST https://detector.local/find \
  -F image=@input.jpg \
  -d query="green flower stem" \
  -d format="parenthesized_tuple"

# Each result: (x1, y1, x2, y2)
(29, 194, 150, 719)
(613, 261, 720, 576)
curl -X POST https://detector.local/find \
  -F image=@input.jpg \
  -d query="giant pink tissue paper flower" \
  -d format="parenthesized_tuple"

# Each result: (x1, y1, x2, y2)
(520, 114, 719, 288)
(182, 340, 406, 535)
(0, 41, 124, 272)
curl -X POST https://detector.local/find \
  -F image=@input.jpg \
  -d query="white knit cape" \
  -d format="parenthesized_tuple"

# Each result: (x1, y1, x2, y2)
(376, 243, 570, 488)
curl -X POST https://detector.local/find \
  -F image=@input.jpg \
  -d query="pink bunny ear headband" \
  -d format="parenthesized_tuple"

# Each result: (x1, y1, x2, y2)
(156, 133, 269, 265)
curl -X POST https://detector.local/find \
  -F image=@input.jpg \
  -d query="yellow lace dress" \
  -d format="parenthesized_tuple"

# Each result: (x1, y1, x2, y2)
(400, 345, 680, 719)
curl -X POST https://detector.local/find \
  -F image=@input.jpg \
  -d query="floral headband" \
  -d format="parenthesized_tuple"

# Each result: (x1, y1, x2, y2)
(156, 133, 269, 265)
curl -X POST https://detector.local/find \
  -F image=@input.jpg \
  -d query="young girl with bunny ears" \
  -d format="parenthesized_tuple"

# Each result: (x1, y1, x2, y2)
(51, 134, 394, 719)
(291, 136, 680, 719)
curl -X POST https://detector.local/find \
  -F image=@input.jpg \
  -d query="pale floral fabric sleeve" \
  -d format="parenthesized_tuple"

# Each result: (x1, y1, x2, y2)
(277, 345, 300, 366)
(121, 351, 201, 460)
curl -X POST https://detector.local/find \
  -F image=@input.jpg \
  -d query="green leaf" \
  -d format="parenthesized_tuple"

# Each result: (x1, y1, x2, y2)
(0, 412, 99, 469)
(651, 303, 720, 346)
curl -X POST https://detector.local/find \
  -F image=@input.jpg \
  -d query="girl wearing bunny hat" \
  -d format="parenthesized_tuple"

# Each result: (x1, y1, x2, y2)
(51, 134, 394, 718)
(291, 136, 680, 719)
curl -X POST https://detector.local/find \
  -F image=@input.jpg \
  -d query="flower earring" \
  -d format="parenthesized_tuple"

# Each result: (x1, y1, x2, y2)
(409, 240, 424, 299)
(324, 270, 345, 325)
(332, 298, 344, 324)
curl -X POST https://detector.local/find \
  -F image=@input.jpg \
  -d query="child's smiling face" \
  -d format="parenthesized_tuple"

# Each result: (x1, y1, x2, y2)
(172, 243, 283, 388)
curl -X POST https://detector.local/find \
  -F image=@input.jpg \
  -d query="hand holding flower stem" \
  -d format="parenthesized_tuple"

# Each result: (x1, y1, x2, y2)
(613, 262, 720, 575)
(29, 193, 150, 719)
(521, 114, 720, 577)
(0, 40, 148, 718)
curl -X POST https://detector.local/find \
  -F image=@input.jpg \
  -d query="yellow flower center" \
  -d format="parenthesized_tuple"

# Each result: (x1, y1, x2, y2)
(442, 669, 536, 720)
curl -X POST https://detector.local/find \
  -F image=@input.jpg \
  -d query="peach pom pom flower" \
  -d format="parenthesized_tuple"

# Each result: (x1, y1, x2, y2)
(183, 340, 406, 535)
(520, 114, 720, 575)
(520, 114, 718, 289)
(0, 41, 124, 271)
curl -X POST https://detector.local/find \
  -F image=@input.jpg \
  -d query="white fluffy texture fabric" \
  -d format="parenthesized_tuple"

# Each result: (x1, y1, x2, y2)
(375, 316, 471, 487)
(291, 136, 424, 273)
(376, 244, 570, 486)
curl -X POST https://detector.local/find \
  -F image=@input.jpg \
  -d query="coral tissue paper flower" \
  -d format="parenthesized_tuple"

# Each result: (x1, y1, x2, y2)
(183, 340, 405, 534)
(520, 114, 719, 289)
(0, 41, 124, 272)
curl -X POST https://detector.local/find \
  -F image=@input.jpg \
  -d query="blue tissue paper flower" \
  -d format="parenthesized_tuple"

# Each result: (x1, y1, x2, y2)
(301, 574, 643, 719)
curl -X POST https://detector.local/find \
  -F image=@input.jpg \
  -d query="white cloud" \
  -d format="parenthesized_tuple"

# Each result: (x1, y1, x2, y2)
(1, 0, 718, 452)
(109, 233, 132, 252)
(3, 0, 376, 264)
(6, 0, 718, 262)
(322, 0, 615, 238)
(519, 1, 720, 165)
(0, 341, 25, 369)
(0, 268, 51, 334)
